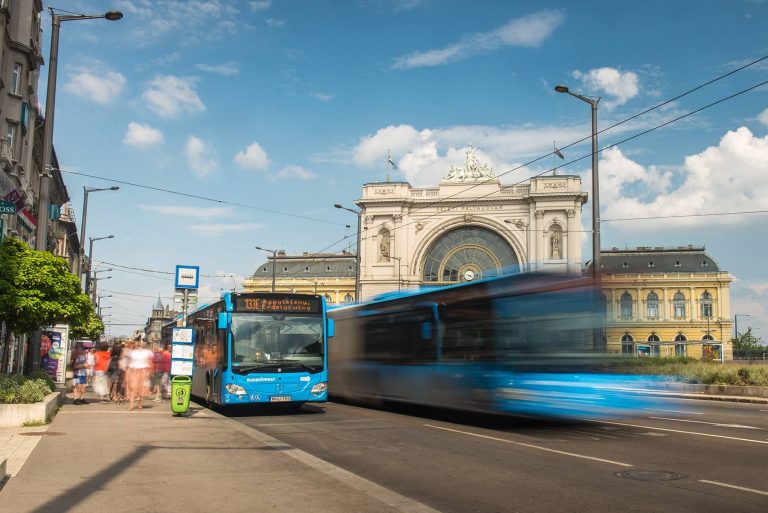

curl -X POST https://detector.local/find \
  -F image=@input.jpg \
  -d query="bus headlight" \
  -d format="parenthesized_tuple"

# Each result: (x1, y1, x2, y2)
(225, 384, 247, 395)
(310, 382, 327, 395)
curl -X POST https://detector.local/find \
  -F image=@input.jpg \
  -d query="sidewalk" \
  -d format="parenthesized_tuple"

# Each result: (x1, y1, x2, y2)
(0, 391, 438, 513)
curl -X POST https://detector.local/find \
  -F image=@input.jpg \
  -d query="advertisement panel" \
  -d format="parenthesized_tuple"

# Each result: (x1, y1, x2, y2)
(41, 325, 70, 384)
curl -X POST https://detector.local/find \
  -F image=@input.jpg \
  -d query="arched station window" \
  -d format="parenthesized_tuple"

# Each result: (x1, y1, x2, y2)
(620, 292, 633, 320)
(646, 292, 659, 319)
(673, 292, 686, 318)
(700, 291, 713, 318)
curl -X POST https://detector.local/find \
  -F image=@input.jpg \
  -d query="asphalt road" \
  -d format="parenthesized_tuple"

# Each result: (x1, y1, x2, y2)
(222, 398, 768, 513)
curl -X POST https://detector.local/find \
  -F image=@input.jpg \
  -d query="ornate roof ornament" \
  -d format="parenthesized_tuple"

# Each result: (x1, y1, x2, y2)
(444, 144, 496, 182)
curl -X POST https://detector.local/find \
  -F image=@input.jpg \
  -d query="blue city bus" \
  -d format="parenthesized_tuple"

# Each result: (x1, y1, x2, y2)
(163, 292, 330, 407)
(329, 273, 658, 419)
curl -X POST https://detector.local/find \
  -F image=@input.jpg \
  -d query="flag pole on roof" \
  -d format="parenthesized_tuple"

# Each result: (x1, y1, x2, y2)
(553, 141, 564, 175)
(387, 149, 397, 181)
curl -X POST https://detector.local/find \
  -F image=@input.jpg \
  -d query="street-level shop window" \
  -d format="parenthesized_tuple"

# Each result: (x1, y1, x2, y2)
(621, 334, 634, 355)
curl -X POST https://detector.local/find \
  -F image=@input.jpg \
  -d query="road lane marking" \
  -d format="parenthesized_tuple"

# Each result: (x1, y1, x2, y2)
(699, 480, 768, 497)
(648, 417, 764, 430)
(590, 419, 768, 444)
(254, 418, 382, 427)
(423, 424, 633, 467)
(644, 408, 703, 415)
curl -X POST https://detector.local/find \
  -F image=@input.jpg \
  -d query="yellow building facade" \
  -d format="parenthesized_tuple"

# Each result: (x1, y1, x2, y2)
(598, 246, 733, 360)
(243, 252, 356, 306)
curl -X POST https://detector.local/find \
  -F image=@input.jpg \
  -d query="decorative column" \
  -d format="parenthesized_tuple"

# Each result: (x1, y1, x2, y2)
(566, 209, 578, 273)
(535, 210, 545, 270)
(662, 287, 668, 321)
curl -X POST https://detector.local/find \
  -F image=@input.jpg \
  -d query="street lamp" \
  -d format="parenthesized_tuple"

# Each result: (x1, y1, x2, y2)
(555, 84, 601, 280)
(86, 235, 114, 295)
(77, 186, 119, 281)
(734, 314, 751, 340)
(335, 203, 361, 301)
(255, 246, 278, 293)
(98, 305, 112, 316)
(35, 8, 123, 252)
(97, 294, 111, 311)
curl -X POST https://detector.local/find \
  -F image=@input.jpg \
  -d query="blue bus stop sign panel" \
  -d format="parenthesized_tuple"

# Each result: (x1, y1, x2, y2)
(175, 265, 200, 289)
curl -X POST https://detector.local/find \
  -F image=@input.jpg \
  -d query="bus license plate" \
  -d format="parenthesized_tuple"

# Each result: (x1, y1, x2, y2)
(270, 396, 291, 402)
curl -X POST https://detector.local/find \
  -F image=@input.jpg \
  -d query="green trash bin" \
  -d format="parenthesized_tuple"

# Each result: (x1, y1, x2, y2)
(170, 375, 192, 415)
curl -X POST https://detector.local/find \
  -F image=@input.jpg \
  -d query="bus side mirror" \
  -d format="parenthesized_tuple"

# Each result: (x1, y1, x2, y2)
(217, 312, 228, 330)
(327, 318, 335, 338)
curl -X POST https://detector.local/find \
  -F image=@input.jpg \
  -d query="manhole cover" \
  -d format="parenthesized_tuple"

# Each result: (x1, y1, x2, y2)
(615, 469, 687, 482)
(19, 432, 64, 437)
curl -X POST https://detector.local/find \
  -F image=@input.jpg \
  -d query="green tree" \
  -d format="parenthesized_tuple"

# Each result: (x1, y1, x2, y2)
(70, 308, 105, 341)
(0, 238, 96, 372)
(732, 327, 764, 358)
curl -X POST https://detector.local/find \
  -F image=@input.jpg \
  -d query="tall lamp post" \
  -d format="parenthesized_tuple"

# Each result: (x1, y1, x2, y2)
(77, 186, 119, 283)
(734, 314, 751, 341)
(86, 235, 113, 295)
(255, 246, 278, 293)
(90, 273, 111, 303)
(35, 8, 123, 251)
(334, 203, 361, 301)
(555, 85, 601, 280)
(97, 294, 111, 312)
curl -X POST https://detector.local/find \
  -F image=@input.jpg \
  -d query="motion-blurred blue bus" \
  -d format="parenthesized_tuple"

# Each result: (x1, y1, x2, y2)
(163, 292, 329, 407)
(328, 273, 656, 419)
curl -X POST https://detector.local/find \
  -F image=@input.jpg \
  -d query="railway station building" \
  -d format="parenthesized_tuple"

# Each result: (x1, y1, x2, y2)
(356, 146, 587, 299)
(597, 246, 734, 360)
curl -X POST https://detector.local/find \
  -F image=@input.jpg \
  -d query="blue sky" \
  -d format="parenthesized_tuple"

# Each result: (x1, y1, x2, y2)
(49, 0, 768, 338)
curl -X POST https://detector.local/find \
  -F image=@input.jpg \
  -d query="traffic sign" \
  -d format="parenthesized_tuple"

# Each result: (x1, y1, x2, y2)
(0, 200, 16, 214)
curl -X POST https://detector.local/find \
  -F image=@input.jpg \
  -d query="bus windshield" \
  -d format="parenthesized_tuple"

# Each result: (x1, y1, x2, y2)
(231, 313, 324, 372)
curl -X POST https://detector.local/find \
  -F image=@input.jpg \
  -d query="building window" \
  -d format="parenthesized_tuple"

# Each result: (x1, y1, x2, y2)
(648, 334, 660, 342)
(262, 267, 268, 273)
(674, 261, 682, 268)
(343, 293, 353, 303)
(673, 292, 686, 318)
(282, 266, 288, 273)
(702, 334, 714, 341)
(622, 262, 629, 268)
(326, 266, 332, 272)
(648, 261, 654, 268)
(304, 266, 310, 272)
(646, 292, 659, 319)
(6, 124, 16, 157)
(348, 265, 354, 272)
(701, 260, 709, 267)
(700, 291, 713, 318)
(620, 292, 633, 320)
(674, 334, 687, 356)
(11, 63, 22, 95)
(621, 334, 634, 355)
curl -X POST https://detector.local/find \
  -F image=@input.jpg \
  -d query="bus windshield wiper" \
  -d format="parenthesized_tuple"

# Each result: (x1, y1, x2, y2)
(232, 363, 268, 373)
(282, 360, 317, 372)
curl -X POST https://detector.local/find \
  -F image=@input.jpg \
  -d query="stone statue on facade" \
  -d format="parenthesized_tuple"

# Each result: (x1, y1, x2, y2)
(551, 231, 561, 260)
(378, 230, 390, 262)
(444, 144, 495, 182)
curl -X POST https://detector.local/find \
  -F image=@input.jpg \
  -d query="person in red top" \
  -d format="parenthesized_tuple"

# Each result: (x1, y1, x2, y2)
(93, 344, 112, 403)
(152, 343, 172, 402)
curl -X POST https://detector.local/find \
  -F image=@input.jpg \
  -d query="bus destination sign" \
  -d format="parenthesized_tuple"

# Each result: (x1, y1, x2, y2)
(235, 295, 321, 314)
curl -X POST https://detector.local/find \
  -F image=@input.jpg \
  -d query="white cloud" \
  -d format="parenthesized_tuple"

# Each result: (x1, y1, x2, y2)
(571, 67, 640, 108)
(349, 123, 586, 186)
(64, 66, 126, 104)
(142, 76, 205, 118)
(185, 135, 218, 177)
(138, 204, 233, 219)
(186, 223, 262, 236)
(124, 0, 243, 43)
(234, 142, 271, 171)
(601, 127, 768, 228)
(123, 122, 164, 148)
(393, 9, 565, 69)
(275, 165, 316, 180)
(309, 92, 335, 102)
(758, 107, 768, 126)
(266, 18, 286, 28)
(195, 62, 240, 75)
(250, 0, 272, 12)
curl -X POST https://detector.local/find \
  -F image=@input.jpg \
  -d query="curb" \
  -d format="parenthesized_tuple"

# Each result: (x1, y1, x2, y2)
(0, 392, 63, 427)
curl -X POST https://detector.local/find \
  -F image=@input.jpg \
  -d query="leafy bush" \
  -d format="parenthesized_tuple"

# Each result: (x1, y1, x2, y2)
(0, 373, 54, 404)
(619, 360, 768, 387)
(27, 370, 55, 392)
